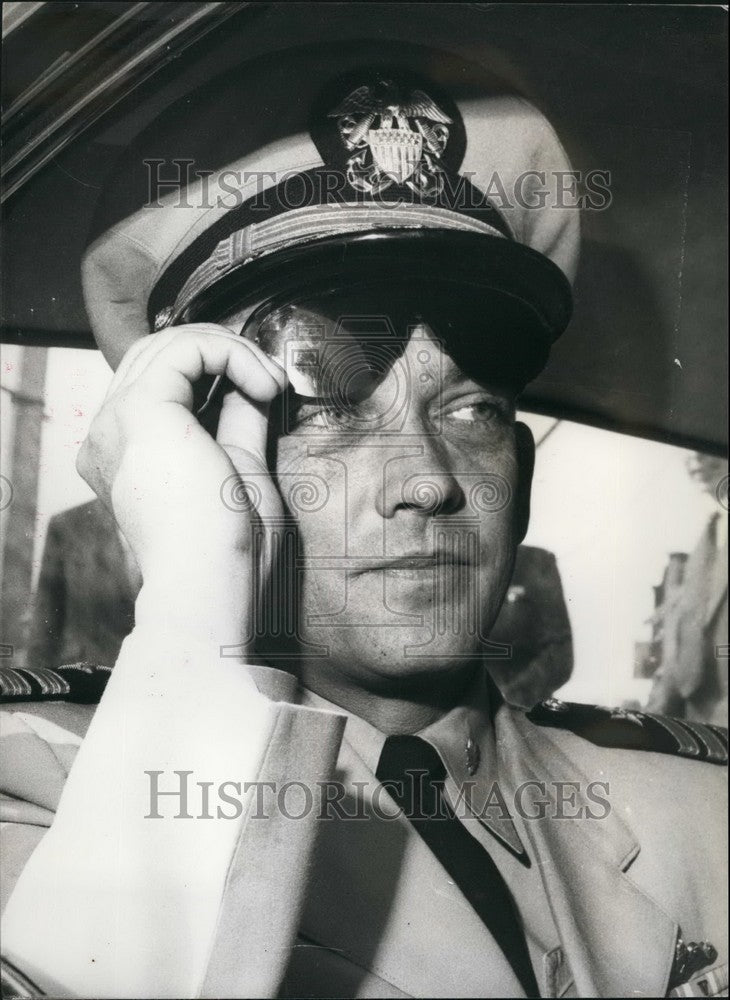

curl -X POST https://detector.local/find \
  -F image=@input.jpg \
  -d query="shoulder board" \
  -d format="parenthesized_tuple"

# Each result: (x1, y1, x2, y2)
(526, 698, 728, 765)
(0, 662, 111, 705)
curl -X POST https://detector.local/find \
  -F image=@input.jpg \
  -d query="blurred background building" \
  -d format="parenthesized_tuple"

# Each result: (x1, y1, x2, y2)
(639, 456, 728, 725)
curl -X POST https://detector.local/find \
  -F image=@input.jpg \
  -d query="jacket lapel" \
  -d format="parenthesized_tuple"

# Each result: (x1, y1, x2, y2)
(497, 706, 678, 998)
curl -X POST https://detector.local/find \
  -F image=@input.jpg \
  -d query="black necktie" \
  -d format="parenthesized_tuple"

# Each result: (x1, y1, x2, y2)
(376, 734, 540, 998)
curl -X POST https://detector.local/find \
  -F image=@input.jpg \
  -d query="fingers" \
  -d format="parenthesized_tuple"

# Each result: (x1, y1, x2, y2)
(114, 324, 233, 390)
(112, 324, 288, 411)
(81, 323, 289, 488)
(110, 325, 219, 389)
(76, 322, 291, 586)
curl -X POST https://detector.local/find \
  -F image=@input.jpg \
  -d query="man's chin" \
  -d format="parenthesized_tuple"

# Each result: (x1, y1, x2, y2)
(301, 625, 492, 679)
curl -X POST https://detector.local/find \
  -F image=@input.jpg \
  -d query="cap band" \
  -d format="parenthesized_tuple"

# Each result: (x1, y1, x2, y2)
(169, 201, 508, 324)
(147, 165, 511, 324)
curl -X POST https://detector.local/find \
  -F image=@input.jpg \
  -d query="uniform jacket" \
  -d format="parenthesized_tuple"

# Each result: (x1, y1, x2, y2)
(0, 658, 727, 999)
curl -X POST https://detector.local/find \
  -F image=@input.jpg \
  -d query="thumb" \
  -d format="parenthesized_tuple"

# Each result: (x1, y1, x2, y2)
(216, 388, 283, 529)
(216, 387, 271, 469)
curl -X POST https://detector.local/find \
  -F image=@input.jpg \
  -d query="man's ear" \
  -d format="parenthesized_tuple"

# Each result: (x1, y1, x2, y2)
(514, 421, 535, 543)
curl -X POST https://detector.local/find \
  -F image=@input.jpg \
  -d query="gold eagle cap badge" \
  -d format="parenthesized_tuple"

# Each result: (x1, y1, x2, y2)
(328, 79, 452, 197)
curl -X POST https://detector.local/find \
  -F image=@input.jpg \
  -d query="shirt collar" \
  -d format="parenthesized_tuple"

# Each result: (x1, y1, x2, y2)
(300, 670, 528, 861)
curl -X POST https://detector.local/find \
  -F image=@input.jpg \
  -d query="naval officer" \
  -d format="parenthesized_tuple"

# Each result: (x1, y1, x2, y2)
(1, 46, 727, 999)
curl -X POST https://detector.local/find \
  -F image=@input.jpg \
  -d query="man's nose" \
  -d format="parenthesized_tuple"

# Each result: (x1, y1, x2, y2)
(375, 428, 465, 519)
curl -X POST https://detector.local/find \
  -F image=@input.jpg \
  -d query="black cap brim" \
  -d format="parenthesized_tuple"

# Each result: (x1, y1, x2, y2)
(178, 229, 572, 392)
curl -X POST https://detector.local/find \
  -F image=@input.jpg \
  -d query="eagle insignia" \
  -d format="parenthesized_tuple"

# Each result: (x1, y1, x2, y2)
(329, 79, 452, 197)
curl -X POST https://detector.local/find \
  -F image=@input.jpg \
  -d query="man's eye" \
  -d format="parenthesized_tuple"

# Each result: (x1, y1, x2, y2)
(293, 403, 353, 430)
(446, 400, 506, 424)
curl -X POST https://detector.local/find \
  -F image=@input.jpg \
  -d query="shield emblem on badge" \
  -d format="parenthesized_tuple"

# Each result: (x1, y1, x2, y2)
(367, 128, 423, 183)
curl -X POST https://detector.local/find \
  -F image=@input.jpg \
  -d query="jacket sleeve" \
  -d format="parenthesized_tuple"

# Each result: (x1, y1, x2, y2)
(0, 700, 91, 918)
(1, 634, 346, 999)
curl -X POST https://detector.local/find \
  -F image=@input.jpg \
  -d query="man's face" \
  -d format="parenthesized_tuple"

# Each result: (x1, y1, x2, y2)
(238, 297, 533, 694)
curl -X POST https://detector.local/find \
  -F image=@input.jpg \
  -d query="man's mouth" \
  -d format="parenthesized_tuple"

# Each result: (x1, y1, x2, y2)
(352, 550, 475, 575)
